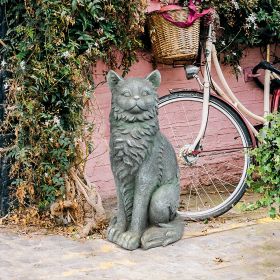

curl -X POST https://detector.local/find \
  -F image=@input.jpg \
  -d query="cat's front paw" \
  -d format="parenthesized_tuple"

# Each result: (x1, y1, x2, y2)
(107, 216, 127, 243)
(115, 231, 141, 251)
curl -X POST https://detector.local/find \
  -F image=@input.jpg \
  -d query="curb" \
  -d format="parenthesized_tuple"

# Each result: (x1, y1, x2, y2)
(182, 217, 280, 239)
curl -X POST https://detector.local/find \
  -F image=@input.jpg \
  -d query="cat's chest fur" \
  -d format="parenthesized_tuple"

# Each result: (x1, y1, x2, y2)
(110, 119, 159, 181)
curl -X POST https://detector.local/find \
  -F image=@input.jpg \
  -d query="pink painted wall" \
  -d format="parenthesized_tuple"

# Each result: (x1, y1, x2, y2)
(86, 47, 265, 200)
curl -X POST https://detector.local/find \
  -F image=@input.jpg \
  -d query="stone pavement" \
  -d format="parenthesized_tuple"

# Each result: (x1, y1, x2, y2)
(0, 219, 279, 280)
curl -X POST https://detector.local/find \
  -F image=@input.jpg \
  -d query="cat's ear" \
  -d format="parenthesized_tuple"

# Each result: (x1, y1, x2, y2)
(107, 70, 123, 89)
(145, 70, 161, 88)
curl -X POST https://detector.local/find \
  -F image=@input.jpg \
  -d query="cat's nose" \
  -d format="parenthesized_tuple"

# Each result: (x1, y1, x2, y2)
(134, 95, 140, 100)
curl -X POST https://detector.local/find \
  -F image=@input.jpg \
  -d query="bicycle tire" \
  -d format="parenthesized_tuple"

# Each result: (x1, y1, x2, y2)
(158, 91, 253, 220)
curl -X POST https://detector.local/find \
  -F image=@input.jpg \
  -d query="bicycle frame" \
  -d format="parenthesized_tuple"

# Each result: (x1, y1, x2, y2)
(187, 23, 272, 154)
(187, 24, 212, 153)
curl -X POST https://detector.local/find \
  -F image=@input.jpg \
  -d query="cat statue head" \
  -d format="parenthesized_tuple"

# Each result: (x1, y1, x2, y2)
(107, 70, 161, 122)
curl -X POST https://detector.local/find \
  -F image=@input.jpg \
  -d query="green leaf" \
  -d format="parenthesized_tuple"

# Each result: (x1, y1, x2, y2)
(269, 207, 276, 218)
(72, 0, 78, 11)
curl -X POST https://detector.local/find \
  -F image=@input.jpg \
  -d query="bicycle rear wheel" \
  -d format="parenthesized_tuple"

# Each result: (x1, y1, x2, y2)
(158, 91, 253, 220)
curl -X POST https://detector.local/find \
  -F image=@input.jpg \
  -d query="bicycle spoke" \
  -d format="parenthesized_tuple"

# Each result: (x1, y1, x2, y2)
(181, 102, 196, 142)
(159, 92, 251, 219)
(193, 164, 217, 208)
(162, 106, 180, 149)
(201, 161, 232, 196)
(226, 161, 247, 171)
(181, 164, 216, 211)
(200, 164, 225, 202)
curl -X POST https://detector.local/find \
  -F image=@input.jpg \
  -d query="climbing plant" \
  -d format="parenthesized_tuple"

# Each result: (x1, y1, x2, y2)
(0, 0, 146, 234)
(247, 113, 280, 218)
(178, 0, 280, 74)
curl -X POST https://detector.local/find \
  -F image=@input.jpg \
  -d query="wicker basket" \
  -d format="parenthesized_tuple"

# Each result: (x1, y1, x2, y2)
(148, 8, 200, 64)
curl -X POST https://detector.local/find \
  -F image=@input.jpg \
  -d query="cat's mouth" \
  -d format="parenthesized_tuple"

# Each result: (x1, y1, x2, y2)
(129, 104, 145, 114)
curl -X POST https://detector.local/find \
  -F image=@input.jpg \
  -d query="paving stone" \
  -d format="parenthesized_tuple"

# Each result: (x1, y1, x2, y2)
(0, 221, 279, 280)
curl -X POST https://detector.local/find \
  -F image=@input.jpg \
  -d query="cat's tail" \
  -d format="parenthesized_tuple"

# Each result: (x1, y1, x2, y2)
(141, 215, 184, 250)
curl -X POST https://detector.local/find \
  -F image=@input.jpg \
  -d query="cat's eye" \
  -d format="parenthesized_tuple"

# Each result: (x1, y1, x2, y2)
(142, 90, 150, 96)
(122, 91, 131, 97)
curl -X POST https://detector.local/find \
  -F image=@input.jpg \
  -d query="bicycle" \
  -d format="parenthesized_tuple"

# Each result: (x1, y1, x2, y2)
(157, 22, 280, 221)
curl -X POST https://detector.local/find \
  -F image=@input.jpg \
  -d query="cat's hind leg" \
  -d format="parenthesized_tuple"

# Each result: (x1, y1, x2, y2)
(141, 181, 185, 250)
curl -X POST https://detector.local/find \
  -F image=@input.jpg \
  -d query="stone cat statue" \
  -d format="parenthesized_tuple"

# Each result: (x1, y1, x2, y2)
(107, 70, 184, 250)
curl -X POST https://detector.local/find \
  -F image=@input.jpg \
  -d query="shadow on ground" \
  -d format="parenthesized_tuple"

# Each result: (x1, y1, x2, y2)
(0, 191, 279, 280)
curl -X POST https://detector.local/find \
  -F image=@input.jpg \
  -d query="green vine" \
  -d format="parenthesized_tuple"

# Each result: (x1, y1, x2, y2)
(0, 0, 146, 227)
(178, 0, 280, 74)
(247, 113, 280, 218)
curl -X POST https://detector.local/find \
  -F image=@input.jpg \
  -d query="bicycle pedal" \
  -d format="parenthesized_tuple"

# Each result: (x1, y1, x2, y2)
(243, 67, 261, 82)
